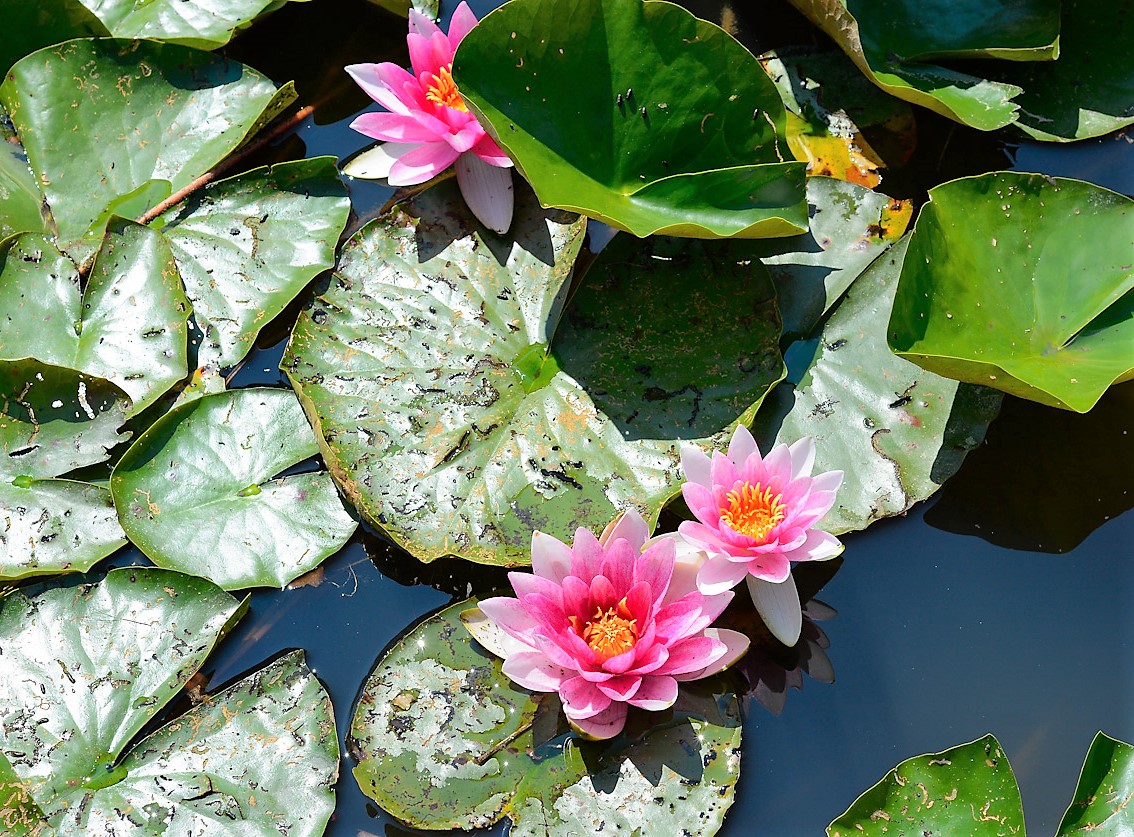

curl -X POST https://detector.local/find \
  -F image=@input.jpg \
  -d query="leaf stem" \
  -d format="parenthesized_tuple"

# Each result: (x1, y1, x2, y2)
(473, 717, 535, 766)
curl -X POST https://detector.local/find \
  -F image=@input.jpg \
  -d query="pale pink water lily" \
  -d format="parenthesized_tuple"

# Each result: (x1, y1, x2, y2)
(343, 2, 514, 233)
(463, 510, 749, 740)
(676, 425, 844, 647)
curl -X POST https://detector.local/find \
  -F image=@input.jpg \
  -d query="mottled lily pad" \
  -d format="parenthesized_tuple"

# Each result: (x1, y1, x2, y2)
(285, 182, 791, 566)
(111, 387, 357, 590)
(889, 172, 1134, 413)
(827, 734, 1024, 836)
(454, 0, 807, 239)
(753, 235, 1003, 535)
(0, 567, 338, 836)
(351, 598, 742, 834)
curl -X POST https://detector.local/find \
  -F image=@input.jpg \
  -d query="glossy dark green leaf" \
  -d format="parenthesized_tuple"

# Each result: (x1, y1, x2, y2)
(751, 176, 912, 339)
(0, 226, 190, 415)
(351, 599, 742, 833)
(889, 172, 1134, 413)
(0, 39, 291, 254)
(111, 388, 357, 590)
(1057, 732, 1134, 835)
(365, 0, 439, 17)
(73, 0, 310, 49)
(0, 568, 338, 835)
(827, 734, 1024, 836)
(785, 0, 1036, 130)
(0, 478, 126, 580)
(454, 0, 807, 239)
(160, 158, 349, 372)
(0, 107, 46, 241)
(0, 0, 109, 75)
(0, 358, 130, 480)
(1000, 0, 1134, 141)
(754, 235, 1002, 535)
(286, 182, 791, 566)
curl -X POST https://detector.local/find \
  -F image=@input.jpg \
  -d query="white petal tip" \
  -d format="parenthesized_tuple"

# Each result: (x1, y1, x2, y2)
(455, 153, 514, 234)
(747, 573, 803, 647)
(342, 142, 417, 180)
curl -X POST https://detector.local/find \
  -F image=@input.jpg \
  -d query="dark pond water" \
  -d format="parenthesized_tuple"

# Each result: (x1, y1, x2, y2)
(90, 0, 1134, 833)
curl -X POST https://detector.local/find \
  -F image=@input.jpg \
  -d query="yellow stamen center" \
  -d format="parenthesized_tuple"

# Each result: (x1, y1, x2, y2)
(720, 482, 785, 542)
(424, 65, 467, 112)
(571, 598, 638, 662)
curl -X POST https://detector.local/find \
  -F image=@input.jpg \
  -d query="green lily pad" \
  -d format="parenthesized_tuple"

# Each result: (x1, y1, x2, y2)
(0, 225, 190, 415)
(753, 235, 1002, 535)
(827, 734, 1024, 836)
(0, 567, 338, 835)
(285, 181, 791, 566)
(785, 0, 1038, 130)
(0, 358, 130, 480)
(0, 38, 292, 254)
(111, 387, 357, 590)
(0, 108, 46, 240)
(453, 0, 807, 239)
(160, 158, 349, 372)
(0, 478, 126, 580)
(0, 0, 109, 75)
(365, 0, 439, 17)
(351, 598, 742, 834)
(71, 0, 310, 49)
(1057, 732, 1134, 835)
(751, 176, 912, 339)
(888, 172, 1134, 413)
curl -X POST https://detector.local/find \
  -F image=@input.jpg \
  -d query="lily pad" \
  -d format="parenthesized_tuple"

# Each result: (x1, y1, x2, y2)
(888, 172, 1134, 413)
(0, 0, 109, 75)
(0, 477, 126, 580)
(0, 358, 130, 480)
(285, 182, 791, 566)
(0, 567, 338, 835)
(110, 387, 357, 590)
(753, 235, 1003, 535)
(159, 158, 350, 372)
(350, 598, 742, 834)
(0, 225, 190, 415)
(0, 38, 292, 254)
(70, 0, 311, 49)
(1057, 732, 1134, 835)
(0, 108, 46, 240)
(453, 0, 807, 239)
(827, 734, 1024, 836)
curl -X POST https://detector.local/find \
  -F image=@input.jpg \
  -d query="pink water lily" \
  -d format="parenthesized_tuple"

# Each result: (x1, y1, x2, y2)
(344, 2, 514, 233)
(676, 425, 844, 646)
(464, 510, 749, 740)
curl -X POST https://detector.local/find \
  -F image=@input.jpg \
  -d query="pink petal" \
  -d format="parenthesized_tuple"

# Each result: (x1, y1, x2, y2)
(633, 538, 674, 603)
(447, 2, 479, 47)
(560, 676, 612, 719)
(748, 551, 792, 583)
(599, 539, 635, 598)
(653, 636, 726, 677)
(627, 675, 678, 710)
(560, 575, 591, 624)
(782, 529, 843, 563)
(407, 8, 442, 38)
(727, 424, 759, 465)
(596, 675, 641, 701)
(747, 573, 802, 646)
(680, 442, 713, 488)
(387, 141, 460, 186)
(509, 571, 563, 607)
(588, 574, 617, 608)
(676, 629, 750, 681)
(709, 450, 741, 490)
(694, 551, 750, 595)
(570, 528, 605, 580)
(599, 508, 649, 551)
(348, 111, 447, 144)
(628, 640, 668, 674)
(652, 599, 708, 643)
(502, 651, 569, 692)
(470, 133, 512, 167)
(476, 596, 538, 646)
(650, 534, 708, 604)
(461, 606, 533, 658)
(531, 531, 573, 584)
(568, 702, 627, 740)
(811, 470, 844, 493)
(757, 443, 793, 487)
(622, 581, 653, 625)
(345, 63, 417, 114)
(443, 122, 483, 153)
(681, 481, 718, 524)
(788, 437, 817, 479)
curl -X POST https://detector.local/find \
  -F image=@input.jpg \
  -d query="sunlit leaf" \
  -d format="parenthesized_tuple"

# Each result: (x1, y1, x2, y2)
(0, 226, 190, 415)
(351, 598, 742, 834)
(889, 172, 1134, 413)
(72, 0, 312, 49)
(827, 734, 1024, 836)
(753, 235, 1002, 535)
(1057, 732, 1134, 835)
(0, 568, 338, 835)
(454, 0, 807, 239)
(111, 388, 357, 590)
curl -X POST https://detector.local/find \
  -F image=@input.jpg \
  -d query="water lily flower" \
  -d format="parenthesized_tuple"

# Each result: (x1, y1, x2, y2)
(344, 2, 514, 233)
(463, 510, 749, 740)
(676, 425, 843, 647)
